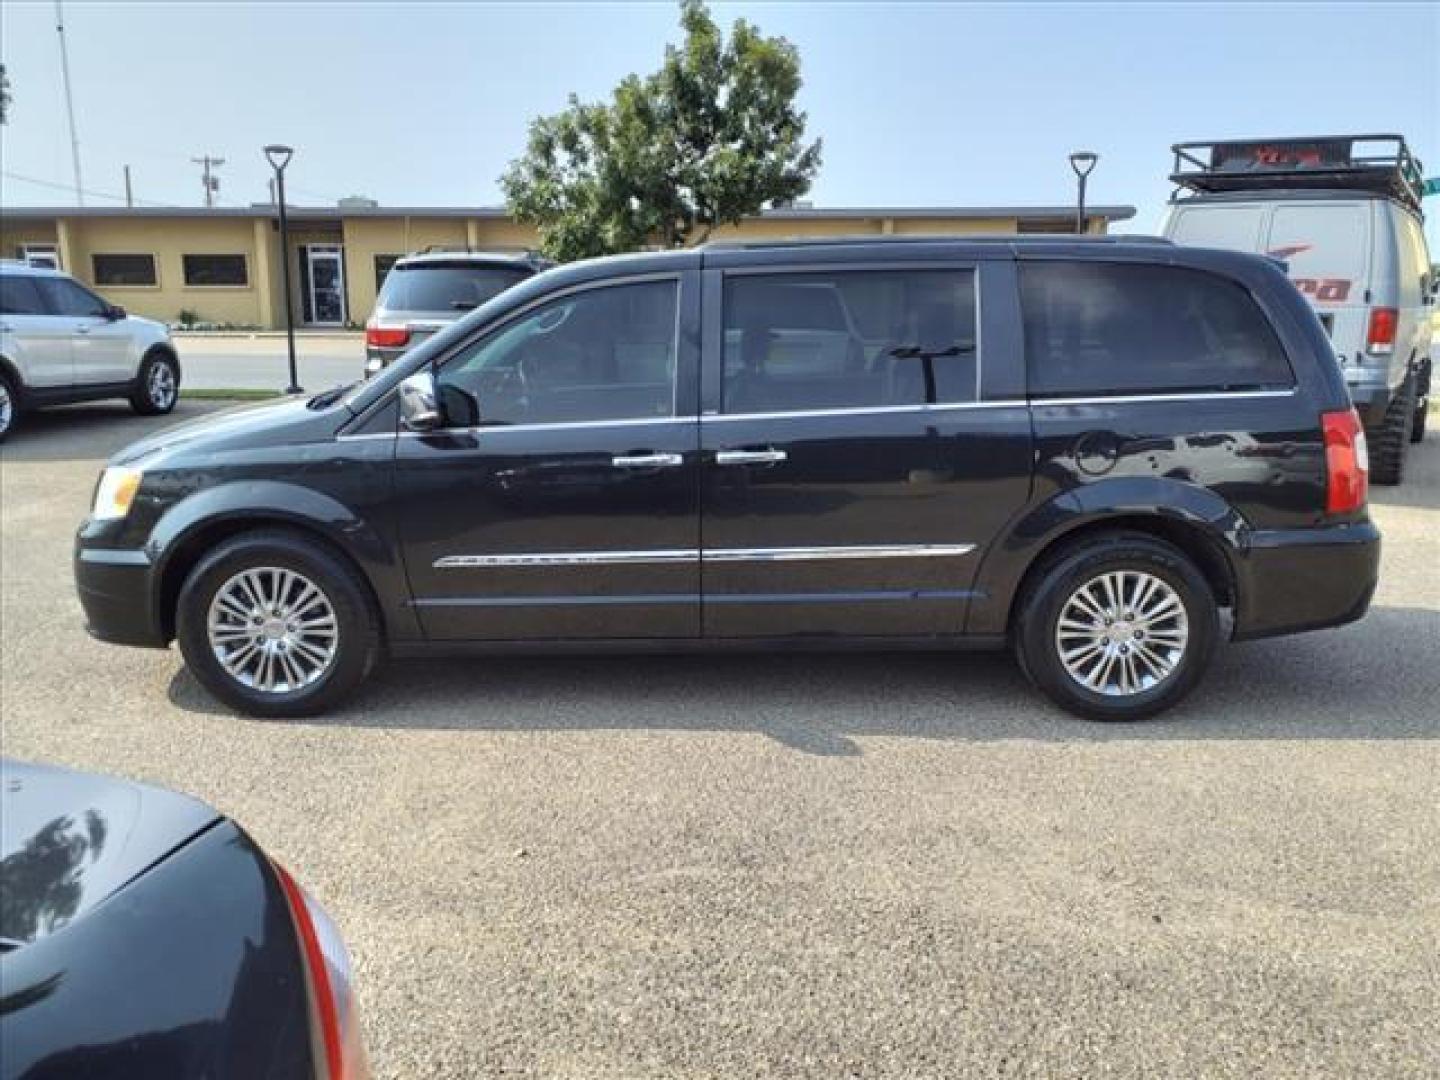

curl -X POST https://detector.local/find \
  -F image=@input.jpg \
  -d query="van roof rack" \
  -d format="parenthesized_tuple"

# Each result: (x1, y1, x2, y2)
(1170, 134, 1424, 215)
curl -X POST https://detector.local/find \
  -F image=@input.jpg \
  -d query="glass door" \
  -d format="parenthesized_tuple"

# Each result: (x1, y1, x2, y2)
(306, 245, 347, 325)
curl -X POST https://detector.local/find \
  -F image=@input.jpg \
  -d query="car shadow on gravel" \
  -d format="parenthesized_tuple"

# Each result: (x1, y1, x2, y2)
(166, 604, 1440, 752)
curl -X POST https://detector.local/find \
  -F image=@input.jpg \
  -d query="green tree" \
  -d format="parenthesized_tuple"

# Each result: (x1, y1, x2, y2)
(502, 0, 821, 261)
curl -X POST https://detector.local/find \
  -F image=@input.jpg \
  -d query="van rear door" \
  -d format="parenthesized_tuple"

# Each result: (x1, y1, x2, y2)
(1264, 202, 1372, 359)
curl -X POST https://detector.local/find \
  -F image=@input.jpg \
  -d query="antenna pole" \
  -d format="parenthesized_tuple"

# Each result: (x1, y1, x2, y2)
(54, 0, 84, 205)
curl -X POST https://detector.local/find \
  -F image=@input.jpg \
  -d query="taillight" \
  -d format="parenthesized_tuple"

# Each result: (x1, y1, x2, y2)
(1322, 407, 1368, 515)
(274, 862, 369, 1080)
(1365, 307, 1397, 355)
(365, 322, 409, 349)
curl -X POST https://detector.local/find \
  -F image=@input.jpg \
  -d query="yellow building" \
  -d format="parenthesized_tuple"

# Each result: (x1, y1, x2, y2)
(1, 203, 1134, 330)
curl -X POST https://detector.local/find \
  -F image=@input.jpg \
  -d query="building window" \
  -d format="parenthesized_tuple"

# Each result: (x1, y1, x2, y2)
(182, 254, 248, 287)
(374, 254, 401, 292)
(92, 253, 158, 286)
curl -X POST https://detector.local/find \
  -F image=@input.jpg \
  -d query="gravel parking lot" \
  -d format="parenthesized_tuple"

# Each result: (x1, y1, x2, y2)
(3, 402, 1438, 1078)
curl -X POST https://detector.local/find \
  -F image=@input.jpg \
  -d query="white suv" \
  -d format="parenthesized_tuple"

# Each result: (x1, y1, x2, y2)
(0, 261, 181, 442)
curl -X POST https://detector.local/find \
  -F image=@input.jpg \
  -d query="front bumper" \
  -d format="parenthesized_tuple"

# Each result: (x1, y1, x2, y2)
(1231, 521, 1380, 641)
(74, 543, 169, 647)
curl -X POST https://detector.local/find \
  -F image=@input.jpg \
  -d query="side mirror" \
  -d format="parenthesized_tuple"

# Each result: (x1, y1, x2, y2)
(105, 304, 126, 321)
(398, 371, 442, 431)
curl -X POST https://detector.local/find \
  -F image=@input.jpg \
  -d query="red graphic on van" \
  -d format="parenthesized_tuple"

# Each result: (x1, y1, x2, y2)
(1292, 278, 1352, 303)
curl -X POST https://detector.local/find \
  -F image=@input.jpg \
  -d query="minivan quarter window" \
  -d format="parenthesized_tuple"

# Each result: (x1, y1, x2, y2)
(1020, 262, 1294, 398)
(721, 268, 978, 413)
(436, 278, 679, 427)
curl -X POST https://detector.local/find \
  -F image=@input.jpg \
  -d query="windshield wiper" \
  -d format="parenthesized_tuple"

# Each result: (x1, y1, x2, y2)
(308, 382, 359, 410)
(450, 300, 478, 311)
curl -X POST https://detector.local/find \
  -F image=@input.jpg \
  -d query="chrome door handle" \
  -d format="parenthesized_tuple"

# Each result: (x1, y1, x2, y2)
(716, 449, 787, 466)
(612, 453, 684, 469)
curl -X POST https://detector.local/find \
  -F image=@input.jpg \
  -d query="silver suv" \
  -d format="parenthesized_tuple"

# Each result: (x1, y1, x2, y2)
(0, 261, 181, 442)
(364, 249, 550, 375)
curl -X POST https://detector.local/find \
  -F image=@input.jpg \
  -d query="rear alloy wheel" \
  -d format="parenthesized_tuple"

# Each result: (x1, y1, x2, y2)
(1369, 374, 1414, 485)
(0, 371, 15, 443)
(1015, 533, 1219, 721)
(177, 530, 380, 717)
(131, 351, 180, 416)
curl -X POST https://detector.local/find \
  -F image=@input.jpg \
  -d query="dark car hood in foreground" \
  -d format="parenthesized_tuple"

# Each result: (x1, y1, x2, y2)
(109, 394, 351, 467)
(0, 760, 219, 947)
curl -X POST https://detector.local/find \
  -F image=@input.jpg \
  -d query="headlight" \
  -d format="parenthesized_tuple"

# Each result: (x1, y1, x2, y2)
(92, 466, 144, 521)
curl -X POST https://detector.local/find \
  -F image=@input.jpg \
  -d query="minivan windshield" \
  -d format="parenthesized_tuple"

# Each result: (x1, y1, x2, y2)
(378, 263, 531, 312)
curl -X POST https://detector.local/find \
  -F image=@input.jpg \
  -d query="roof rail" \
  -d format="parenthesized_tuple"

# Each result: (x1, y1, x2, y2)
(415, 244, 546, 258)
(701, 233, 1171, 252)
(1170, 134, 1424, 215)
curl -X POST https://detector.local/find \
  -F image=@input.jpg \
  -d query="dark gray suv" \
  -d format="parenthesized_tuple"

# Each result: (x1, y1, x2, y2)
(363, 250, 550, 375)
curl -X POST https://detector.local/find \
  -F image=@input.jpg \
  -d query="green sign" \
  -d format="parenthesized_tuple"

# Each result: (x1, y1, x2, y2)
(1424, 177, 1440, 196)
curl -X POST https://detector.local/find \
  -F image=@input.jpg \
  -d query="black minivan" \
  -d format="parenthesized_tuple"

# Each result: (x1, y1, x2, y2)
(74, 237, 1379, 721)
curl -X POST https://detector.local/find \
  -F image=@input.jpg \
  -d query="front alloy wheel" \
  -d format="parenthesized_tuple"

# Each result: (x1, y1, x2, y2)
(176, 529, 380, 717)
(206, 567, 340, 693)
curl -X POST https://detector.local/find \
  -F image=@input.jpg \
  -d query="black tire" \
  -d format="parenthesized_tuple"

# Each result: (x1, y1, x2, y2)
(130, 349, 180, 416)
(1013, 533, 1220, 722)
(176, 529, 380, 718)
(0, 368, 16, 444)
(1369, 375, 1414, 485)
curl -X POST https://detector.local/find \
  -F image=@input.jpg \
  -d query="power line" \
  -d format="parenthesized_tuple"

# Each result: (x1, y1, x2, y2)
(1, 168, 176, 208)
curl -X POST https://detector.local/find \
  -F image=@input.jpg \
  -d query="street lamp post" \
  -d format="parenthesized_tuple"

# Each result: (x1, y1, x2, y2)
(264, 144, 302, 395)
(1068, 150, 1099, 235)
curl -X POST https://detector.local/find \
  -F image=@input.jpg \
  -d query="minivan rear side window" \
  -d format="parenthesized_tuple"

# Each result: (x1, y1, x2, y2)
(721, 269, 977, 414)
(1020, 262, 1293, 398)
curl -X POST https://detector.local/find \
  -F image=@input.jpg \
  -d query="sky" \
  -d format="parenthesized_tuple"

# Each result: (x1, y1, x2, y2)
(1, 1, 1437, 245)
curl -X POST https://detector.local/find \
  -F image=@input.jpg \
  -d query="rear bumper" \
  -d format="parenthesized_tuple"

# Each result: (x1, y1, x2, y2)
(1231, 521, 1380, 641)
(364, 345, 408, 375)
(74, 544, 168, 647)
(1348, 383, 1392, 431)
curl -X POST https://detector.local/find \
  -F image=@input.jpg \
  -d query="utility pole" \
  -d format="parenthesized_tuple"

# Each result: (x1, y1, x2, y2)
(123, 165, 133, 208)
(54, 0, 84, 205)
(191, 154, 225, 207)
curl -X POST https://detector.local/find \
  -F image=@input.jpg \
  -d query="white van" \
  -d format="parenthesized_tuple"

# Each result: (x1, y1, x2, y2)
(1164, 135, 1434, 483)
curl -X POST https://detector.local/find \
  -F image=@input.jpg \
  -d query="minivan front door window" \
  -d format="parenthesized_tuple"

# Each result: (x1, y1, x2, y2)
(437, 279, 678, 427)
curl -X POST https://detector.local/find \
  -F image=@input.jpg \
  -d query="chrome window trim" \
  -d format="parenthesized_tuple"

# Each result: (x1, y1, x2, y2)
(1031, 388, 1297, 407)
(700, 400, 1025, 423)
(433, 543, 977, 569)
